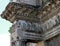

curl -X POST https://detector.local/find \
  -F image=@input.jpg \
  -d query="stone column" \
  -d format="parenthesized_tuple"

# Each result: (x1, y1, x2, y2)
(16, 40, 26, 46)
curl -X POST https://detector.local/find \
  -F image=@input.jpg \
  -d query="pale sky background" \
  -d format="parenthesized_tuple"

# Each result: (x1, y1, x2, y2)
(0, 0, 12, 46)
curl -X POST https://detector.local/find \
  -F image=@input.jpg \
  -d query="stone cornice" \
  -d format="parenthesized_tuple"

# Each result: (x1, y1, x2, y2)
(1, 0, 60, 23)
(43, 25, 60, 40)
(10, 24, 60, 41)
(11, 30, 42, 41)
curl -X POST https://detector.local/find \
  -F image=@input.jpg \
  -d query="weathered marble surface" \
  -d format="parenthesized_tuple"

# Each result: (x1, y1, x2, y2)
(11, 29, 42, 41)
(42, 13, 60, 32)
(1, 1, 60, 23)
(1, 0, 60, 46)
(9, 13, 60, 34)
(11, 0, 42, 6)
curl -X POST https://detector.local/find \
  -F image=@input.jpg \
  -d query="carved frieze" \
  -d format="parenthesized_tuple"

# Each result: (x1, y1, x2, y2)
(1, 0, 60, 23)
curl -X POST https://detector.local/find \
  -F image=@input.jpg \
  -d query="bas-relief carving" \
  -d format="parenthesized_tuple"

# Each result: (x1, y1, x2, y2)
(1, 0, 60, 46)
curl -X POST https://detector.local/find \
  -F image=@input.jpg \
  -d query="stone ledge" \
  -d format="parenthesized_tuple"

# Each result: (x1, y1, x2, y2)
(44, 25, 60, 40)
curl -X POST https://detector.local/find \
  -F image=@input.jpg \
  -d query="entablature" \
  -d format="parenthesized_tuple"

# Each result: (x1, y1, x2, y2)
(1, 0, 60, 23)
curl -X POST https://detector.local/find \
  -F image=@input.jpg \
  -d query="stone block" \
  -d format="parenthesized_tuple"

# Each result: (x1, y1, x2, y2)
(11, 20, 43, 33)
(37, 41, 45, 46)
(11, 29, 42, 41)
(11, 0, 52, 7)
(11, 0, 42, 6)
(42, 13, 60, 32)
